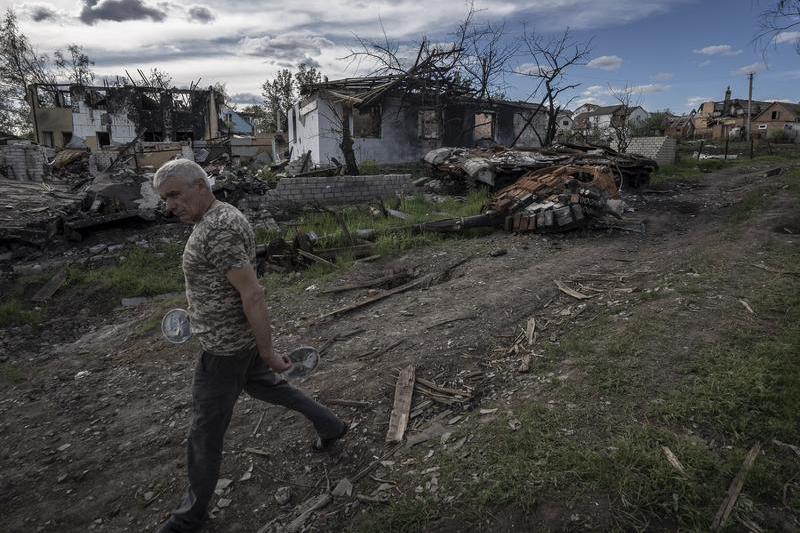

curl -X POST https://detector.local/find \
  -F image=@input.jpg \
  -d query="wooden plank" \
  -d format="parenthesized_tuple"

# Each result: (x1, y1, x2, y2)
(385, 365, 415, 443)
(554, 279, 596, 300)
(31, 268, 67, 302)
(711, 442, 762, 531)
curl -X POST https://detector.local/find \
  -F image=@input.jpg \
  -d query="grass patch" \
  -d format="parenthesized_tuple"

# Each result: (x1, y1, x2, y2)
(0, 363, 27, 384)
(354, 240, 800, 530)
(257, 190, 490, 256)
(0, 300, 41, 328)
(66, 245, 184, 299)
(726, 187, 770, 225)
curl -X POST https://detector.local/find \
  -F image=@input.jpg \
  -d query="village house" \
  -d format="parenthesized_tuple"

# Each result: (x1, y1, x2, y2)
(752, 101, 800, 141)
(28, 83, 221, 152)
(572, 104, 649, 138)
(287, 76, 548, 166)
(691, 86, 770, 140)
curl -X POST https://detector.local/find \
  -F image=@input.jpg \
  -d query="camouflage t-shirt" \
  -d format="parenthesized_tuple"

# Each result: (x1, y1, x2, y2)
(182, 202, 256, 355)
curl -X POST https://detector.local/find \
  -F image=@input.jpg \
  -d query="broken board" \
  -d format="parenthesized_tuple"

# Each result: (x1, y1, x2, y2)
(386, 365, 415, 443)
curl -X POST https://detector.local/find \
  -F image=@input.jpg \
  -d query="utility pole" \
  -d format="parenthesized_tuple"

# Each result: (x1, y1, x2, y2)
(746, 73, 753, 139)
(747, 72, 754, 159)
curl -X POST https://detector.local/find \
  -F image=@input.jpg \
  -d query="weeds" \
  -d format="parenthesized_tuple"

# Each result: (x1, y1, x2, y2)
(0, 300, 41, 328)
(66, 245, 184, 299)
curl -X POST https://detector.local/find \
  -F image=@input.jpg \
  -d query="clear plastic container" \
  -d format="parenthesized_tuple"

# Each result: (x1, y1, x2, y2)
(161, 308, 192, 344)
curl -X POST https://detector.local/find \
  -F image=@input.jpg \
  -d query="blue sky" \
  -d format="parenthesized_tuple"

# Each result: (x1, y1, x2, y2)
(6, 0, 799, 113)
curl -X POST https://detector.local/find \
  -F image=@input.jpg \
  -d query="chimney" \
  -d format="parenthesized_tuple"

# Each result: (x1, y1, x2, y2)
(723, 86, 732, 114)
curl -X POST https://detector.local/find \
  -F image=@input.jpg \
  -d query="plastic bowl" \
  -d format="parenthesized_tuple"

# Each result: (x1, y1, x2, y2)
(161, 308, 192, 344)
(284, 346, 319, 379)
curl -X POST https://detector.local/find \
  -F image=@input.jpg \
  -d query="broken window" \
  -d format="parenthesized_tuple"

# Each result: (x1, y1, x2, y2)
(96, 131, 110, 146)
(772, 111, 781, 120)
(473, 112, 495, 141)
(173, 92, 192, 112)
(418, 109, 441, 139)
(562, 120, 569, 126)
(88, 89, 108, 110)
(62, 132, 73, 145)
(174, 131, 194, 142)
(36, 87, 58, 109)
(59, 90, 72, 108)
(41, 131, 54, 147)
(141, 91, 161, 111)
(143, 131, 164, 142)
(353, 105, 381, 138)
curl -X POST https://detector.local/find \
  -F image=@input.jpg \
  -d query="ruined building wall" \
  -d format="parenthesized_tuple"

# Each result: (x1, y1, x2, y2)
(0, 143, 50, 181)
(32, 84, 218, 151)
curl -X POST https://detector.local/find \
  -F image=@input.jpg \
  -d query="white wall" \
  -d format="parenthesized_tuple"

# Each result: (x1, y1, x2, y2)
(71, 100, 137, 145)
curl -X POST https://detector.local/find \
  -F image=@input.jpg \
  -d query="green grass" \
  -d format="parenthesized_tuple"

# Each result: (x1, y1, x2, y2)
(0, 300, 41, 328)
(66, 245, 185, 299)
(353, 240, 800, 531)
(0, 363, 26, 384)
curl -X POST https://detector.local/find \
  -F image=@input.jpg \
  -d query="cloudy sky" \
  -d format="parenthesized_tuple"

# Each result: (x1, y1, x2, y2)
(6, 0, 800, 112)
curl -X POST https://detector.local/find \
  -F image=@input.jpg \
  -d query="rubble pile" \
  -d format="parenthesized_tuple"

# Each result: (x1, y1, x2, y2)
(423, 143, 657, 189)
(484, 165, 624, 233)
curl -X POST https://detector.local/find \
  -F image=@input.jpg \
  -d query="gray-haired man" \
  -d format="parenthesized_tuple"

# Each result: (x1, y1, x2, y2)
(153, 159, 347, 533)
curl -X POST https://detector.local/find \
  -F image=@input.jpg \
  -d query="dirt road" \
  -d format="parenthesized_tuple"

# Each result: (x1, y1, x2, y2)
(1, 160, 798, 532)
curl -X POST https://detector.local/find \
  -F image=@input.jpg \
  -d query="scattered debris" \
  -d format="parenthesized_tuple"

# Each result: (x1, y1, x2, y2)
(661, 446, 687, 475)
(711, 442, 762, 531)
(274, 486, 292, 506)
(554, 280, 596, 300)
(386, 365, 415, 443)
(331, 478, 353, 497)
(284, 493, 332, 533)
(738, 299, 755, 315)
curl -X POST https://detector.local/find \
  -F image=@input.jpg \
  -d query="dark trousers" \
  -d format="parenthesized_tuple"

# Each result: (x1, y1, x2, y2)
(159, 348, 344, 532)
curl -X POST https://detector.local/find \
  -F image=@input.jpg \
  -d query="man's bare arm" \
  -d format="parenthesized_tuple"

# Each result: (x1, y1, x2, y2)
(226, 266, 291, 373)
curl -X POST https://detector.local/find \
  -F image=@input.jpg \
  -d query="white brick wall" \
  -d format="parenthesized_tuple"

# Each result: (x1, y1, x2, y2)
(0, 144, 49, 181)
(627, 136, 677, 166)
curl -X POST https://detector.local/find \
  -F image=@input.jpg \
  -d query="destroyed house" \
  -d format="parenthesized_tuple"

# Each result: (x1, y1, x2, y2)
(692, 86, 770, 140)
(28, 83, 221, 152)
(287, 76, 548, 166)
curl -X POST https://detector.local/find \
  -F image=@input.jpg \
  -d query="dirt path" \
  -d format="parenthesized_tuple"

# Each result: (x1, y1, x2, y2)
(0, 160, 796, 532)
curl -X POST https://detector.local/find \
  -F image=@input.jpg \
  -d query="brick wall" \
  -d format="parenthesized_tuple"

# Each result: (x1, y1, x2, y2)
(0, 143, 49, 181)
(627, 136, 677, 166)
(238, 174, 414, 211)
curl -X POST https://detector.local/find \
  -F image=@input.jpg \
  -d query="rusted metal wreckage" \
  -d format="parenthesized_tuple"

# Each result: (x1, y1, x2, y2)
(424, 142, 656, 189)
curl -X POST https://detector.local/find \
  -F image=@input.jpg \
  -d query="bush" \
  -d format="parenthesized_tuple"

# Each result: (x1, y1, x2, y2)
(358, 159, 382, 175)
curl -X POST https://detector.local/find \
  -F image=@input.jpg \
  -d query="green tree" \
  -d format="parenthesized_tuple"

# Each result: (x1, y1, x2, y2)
(261, 68, 293, 132)
(0, 8, 54, 135)
(295, 63, 322, 96)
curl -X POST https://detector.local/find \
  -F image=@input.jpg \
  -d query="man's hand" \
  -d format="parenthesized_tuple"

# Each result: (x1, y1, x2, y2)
(264, 353, 292, 374)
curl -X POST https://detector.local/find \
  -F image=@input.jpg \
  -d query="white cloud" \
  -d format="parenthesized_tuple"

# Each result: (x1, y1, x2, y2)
(651, 72, 673, 81)
(514, 63, 552, 76)
(239, 33, 334, 62)
(686, 96, 710, 110)
(692, 44, 742, 56)
(774, 31, 800, 44)
(698, 59, 712, 68)
(628, 83, 669, 94)
(735, 62, 767, 75)
(586, 55, 623, 71)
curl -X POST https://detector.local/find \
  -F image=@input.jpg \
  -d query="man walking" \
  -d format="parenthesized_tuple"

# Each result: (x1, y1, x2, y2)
(154, 159, 347, 533)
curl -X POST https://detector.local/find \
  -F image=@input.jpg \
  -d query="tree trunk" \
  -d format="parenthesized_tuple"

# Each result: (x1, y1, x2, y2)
(340, 104, 359, 175)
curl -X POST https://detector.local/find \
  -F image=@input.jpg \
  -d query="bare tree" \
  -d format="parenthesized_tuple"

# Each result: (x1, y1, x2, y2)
(54, 44, 95, 86)
(457, 14, 518, 101)
(514, 28, 592, 147)
(606, 84, 641, 153)
(756, 0, 800, 55)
